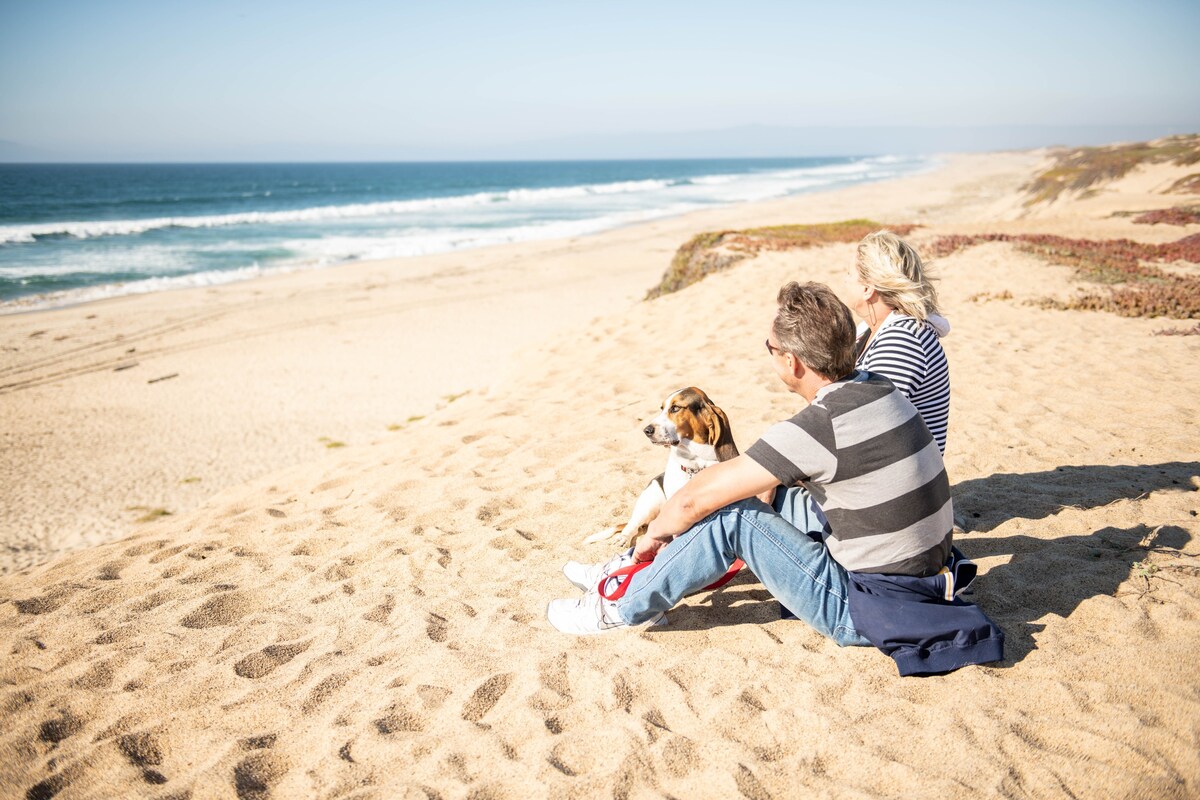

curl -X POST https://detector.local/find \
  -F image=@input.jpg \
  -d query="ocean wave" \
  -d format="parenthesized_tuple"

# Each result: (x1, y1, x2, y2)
(0, 156, 935, 312)
(0, 204, 702, 313)
(0, 160, 919, 246)
(0, 262, 303, 314)
(0, 178, 678, 245)
(280, 205, 702, 262)
(689, 174, 739, 186)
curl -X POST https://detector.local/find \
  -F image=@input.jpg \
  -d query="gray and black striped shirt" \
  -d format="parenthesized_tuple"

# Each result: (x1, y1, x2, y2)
(746, 371, 952, 576)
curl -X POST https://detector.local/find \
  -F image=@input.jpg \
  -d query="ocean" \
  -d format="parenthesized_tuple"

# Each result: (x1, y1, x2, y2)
(0, 156, 932, 312)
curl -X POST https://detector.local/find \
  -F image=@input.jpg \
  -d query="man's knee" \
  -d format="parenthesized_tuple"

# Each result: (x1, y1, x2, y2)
(687, 497, 778, 550)
(721, 496, 775, 517)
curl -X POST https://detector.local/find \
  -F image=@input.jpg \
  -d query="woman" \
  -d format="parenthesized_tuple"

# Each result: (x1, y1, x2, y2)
(846, 230, 950, 453)
(772, 230, 950, 539)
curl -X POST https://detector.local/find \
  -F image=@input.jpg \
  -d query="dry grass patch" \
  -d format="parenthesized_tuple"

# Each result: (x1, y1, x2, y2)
(126, 506, 173, 523)
(1166, 173, 1200, 194)
(1023, 135, 1200, 205)
(648, 219, 918, 299)
(1152, 323, 1200, 337)
(931, 233, 1200, 320)
(1132, 206, 1200, 226)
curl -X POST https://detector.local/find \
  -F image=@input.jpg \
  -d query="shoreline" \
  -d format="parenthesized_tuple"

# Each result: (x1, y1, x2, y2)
(0, 154, 937, 317)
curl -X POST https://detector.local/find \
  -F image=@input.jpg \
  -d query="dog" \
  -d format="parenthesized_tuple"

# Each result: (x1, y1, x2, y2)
(584, 386, 738, 548)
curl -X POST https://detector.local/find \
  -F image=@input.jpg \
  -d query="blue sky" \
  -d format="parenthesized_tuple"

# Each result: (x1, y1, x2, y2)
(1, 0, 1198, 160)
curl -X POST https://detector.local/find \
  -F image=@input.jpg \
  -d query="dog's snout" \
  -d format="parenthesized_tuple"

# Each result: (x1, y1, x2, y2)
(643, 425, 655, 437)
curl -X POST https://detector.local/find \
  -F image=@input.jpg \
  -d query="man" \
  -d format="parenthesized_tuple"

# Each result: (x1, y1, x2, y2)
(548, 281, 1003, 675)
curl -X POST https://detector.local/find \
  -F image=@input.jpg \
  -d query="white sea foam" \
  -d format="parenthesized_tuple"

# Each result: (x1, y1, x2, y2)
(0, 262, 304, 315)
(0, 205, 700, 314)
(0, 178, 678, 245)
(275, 205, 702, 263)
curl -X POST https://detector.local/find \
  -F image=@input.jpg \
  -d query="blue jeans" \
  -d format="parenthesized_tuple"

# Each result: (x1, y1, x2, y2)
(615, 487, 869, 647)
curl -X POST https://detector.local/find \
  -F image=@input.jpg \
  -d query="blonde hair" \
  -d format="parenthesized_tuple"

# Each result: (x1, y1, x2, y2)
(855, 230, 940, 320)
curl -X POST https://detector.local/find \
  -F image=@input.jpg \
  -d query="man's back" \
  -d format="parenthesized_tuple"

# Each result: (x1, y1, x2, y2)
(746, 370, 952, 576)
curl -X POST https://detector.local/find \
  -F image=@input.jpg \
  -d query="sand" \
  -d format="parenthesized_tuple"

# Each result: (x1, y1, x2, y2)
(2, 150, 1199, 799)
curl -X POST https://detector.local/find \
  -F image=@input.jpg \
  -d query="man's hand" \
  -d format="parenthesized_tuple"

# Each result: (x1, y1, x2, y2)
(633, 516, 674, 561)
(633, 531, 668, 562)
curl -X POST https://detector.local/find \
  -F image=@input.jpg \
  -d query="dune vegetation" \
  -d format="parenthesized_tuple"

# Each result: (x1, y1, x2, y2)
(1023, 135, 1200, 205)
(930, 233, 1200, 319)
(648, 219, 917, 298)
(1132, 205, 1200, 226)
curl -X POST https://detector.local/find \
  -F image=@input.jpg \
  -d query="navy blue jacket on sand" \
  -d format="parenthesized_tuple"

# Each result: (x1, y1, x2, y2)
(846, 547, 1004, 676)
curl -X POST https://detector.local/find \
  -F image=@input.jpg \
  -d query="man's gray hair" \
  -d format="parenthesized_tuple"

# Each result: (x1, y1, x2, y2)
(772, 281, 857, 380)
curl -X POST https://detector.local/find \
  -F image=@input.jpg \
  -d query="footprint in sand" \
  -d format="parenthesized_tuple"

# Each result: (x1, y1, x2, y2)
(179, 591, 259, 629)
(74, 660, 115, 690)
(301, 672, 352, 715)
(39, 710, 84, 744)
(537, 653, 571, 703)
(232, 751, 291, 800)
(374, 702, 427, 734)
(148, 544, 188, 564)
(117, 731, 170, 786)
(662, 734, 700, 777)
(25, 764, 83, 800)
(234, 640, 312, 679)
(15, 586, 78, 615)
(416, 685, 452, 710)
(425, 613, 448, 643)
(461, 673, 513, 723)
(239, 734, 277, 750)
(96, 560, 127, 580)
(123, 539, 169, 558)
(362, 594, 395, 624)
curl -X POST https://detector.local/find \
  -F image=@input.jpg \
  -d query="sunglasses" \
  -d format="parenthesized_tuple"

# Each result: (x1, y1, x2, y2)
(764, 339, 784, 356)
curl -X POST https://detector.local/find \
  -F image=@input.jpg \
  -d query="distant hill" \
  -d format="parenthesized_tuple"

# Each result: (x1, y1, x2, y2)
(0, 139, 58, 162)
(482, 124, 1199, 161)
(1, 125, 1195, 163)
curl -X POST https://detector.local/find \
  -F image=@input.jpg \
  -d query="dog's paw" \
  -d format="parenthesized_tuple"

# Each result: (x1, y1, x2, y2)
(582, 526, 620, 545)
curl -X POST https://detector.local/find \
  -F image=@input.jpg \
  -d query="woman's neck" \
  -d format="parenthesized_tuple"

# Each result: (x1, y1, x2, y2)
(866, 303, 893, 335)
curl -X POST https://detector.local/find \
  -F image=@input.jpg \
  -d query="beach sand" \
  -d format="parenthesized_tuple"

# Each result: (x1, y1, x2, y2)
(2, 150, 1199, 798)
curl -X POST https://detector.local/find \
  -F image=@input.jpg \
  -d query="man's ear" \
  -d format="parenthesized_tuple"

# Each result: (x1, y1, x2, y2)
(787, 353, 805, 380)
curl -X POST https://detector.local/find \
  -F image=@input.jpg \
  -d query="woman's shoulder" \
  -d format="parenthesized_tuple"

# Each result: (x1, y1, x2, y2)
(875, 315, 932, 346)
(870, 316, 947, 366)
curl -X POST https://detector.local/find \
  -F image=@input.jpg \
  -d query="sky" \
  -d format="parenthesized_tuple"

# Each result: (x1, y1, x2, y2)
(1, 0, 1198, 161)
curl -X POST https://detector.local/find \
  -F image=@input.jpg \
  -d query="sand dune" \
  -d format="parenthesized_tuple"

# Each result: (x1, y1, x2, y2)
(2, 150, 1199, 798)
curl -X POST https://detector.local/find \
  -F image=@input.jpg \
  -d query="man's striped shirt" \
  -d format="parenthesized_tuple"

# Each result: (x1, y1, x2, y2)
(746, 371, 952, 576)
(856, 314, 950, 454)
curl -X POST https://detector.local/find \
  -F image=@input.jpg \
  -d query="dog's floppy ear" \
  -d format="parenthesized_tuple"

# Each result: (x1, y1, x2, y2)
(700, 398, 739, 462)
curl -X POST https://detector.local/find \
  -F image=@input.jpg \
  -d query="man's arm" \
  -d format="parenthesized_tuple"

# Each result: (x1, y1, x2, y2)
(635, 454, 780, 561)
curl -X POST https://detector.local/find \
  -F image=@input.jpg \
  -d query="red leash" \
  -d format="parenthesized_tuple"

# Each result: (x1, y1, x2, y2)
(598, 558, 745, 601)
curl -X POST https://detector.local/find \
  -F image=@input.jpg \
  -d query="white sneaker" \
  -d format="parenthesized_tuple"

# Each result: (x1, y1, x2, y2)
(562, 548, 636, 593)
(546, 591, 666, 635)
